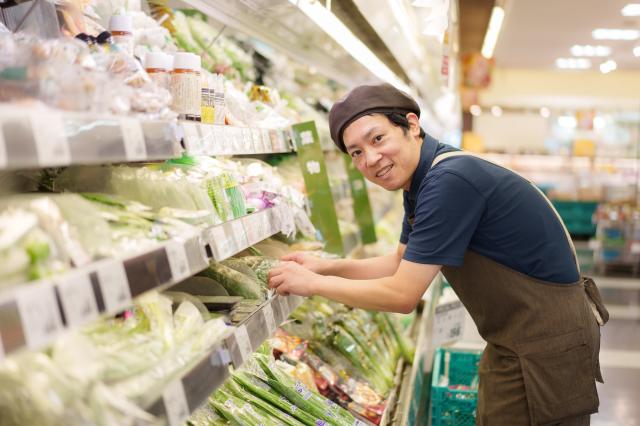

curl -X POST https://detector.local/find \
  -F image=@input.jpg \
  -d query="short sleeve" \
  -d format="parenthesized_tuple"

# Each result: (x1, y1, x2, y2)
(403, 172, 486, 266)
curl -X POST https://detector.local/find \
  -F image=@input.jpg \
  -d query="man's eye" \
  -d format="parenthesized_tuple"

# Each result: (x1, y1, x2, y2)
(374, 135, 383, 143)
(350, 150, 361, 158)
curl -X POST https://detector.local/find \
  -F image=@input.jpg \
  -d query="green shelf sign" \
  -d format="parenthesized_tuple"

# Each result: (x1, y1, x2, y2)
(291, 121, 344, 255)
(343, 154, 377, 244)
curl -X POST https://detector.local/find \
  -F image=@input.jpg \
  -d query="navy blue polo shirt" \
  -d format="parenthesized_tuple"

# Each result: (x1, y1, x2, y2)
(400, 135, 579, 284)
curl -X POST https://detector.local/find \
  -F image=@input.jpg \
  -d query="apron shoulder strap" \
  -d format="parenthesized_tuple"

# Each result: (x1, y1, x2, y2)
(431, 151, 580, 274)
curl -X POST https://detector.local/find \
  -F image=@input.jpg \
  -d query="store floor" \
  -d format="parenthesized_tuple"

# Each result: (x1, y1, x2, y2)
(591, 277, 640, 426)
(450, 275, 640, 425)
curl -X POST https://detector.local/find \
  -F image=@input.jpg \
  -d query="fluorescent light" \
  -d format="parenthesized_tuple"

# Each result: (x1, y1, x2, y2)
(481, 6, 505, 58)
(491, 106, 503, 117)
(600, 60, 617, 74)
(622, 3, 640, 16)
(288, 0, 411, 93)
(571, 45, 611, 57)
(555, 58, 592, 69)
(592, 28, 640, 41)
(558, 115, 577, 128)
(634, 46, 640, 57)
(469, 105, 482, 116)
(540, 107, 550, 118)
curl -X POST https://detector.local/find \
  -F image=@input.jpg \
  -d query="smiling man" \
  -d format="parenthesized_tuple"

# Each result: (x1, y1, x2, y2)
(268, 83, 608, 425)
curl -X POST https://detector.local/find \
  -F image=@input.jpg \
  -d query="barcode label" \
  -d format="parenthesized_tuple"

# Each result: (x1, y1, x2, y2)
(57, 272, 99, 327)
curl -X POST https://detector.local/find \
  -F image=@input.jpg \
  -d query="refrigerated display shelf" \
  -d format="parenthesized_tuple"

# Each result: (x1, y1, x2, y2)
(0, 105, 294, 170)
(0, 205, 288, 359)
(146, 294, 305, 426)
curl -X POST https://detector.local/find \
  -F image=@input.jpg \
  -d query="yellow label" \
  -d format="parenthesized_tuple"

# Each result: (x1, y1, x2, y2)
(201, 106, 215, 124)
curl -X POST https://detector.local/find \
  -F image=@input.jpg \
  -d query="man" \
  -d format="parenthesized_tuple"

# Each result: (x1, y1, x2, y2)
(268, 83, 608, 425)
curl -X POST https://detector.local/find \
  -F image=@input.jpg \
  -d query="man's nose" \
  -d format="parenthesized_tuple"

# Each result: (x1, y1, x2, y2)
(365, 148, 381, 168)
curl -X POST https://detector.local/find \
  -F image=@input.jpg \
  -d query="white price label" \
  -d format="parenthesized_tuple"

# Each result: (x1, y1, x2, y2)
(234, 324, 252, 362)
(56, 272, 99, 327)
(182, 122, 201, 153)
(433, 300, 465, 345)
(96, 260, 131, 314)
(166, 242, 190, 281)
(121, 118, 148, 161)
(263, 304, 276, 334)
(631, 242, 640, 254)
(17, 284, 64, 350)
(244, 215, 261, 245)
(230, 220, 248, 250)
(0, 126, 7, 168)
(210, 225, 235, 261)
(278, 130, 288, 151)
(261, 129, 271, 152)
(162, 380, 190, 426)
(32, 112, 70, 167)
(260, 211, 272, 239)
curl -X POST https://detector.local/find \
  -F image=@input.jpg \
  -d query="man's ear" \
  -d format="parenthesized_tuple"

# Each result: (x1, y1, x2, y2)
(405, 112, 421, 138)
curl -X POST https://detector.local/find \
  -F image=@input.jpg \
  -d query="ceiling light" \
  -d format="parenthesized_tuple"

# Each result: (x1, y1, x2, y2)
(540, 107, 550, 118)
(571, 45, 611, 57)
(469, 105, 482, 116)
(592, 28, 640, 41)
(621, 3, 640, 16)
(558, 116, 577, 128)
(593, 116, 606, 130)
(555, 58, 592, 69)
(288, 0, 411, 93)
(491, 106, 503, 117)
(600, 60, 617, 74)
(481, 6, 505, 58)
(634, 46, 640, 57)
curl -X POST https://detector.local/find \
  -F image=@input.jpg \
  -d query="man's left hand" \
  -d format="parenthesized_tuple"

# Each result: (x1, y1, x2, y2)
(268, 261, 321, 297)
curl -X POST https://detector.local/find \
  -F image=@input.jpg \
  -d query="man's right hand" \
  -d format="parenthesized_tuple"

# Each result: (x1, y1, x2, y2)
(281, 251, 330, 275)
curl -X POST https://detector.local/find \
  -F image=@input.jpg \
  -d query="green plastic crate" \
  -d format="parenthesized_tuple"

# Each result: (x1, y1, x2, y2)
(431, 348, 482, 426)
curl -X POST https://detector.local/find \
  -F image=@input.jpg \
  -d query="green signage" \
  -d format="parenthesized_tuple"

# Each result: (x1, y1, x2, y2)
(343, 154, 377, 244)
(292, 121, 344, 255)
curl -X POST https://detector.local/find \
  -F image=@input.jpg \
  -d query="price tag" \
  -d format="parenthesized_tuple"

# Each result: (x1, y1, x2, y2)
(234, 324, 252, 362)
(0, 127, 7, 169)
(182, 122, 201, 153)
(96, 260, 132, 314)
(261, 129, 271, 152)
(32, 112, 71, 167)
(209, 225, 236, 261)
(631, 242, 640, 254)
(162, 380, 190, 426)
(263, 303, 277, 334)
(120, 118, 148, 161)
(56, 272, 99, 327)
(277, 130, 287, 152)
(251, 128, 262, 151)
(230, 220, 248, 251)
(433, 300, 465, 345)
(16, 283, 64, 350)
(166, 242, 190, 282)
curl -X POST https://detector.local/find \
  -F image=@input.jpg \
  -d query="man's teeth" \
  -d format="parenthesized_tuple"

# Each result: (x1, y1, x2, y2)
(377, 165, 392, 177)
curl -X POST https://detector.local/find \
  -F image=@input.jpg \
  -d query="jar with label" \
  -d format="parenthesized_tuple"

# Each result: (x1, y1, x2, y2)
(188, 53, 202, 122)
(213, 74, 226, 125)
(171, 52, 194, 120)
(108, 15, 134, 56)
(144, 52, 171, 90)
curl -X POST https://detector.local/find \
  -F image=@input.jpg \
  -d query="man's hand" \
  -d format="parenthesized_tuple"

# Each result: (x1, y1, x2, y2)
(280, 252, 329, 275)
(268, 261, 322, 297)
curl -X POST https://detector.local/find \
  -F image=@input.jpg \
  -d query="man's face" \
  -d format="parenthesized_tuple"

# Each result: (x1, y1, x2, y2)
(343, 113, 422, 191)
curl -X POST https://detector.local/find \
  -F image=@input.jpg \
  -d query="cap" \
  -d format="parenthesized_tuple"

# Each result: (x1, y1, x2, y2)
(163, 53, 173, 71)
(189, 53, 202, 72)
(144, 52, 167, 70)
(108, 14, 133, 33)
(328, 83, 420, 153)
(172, 52, 192, 70)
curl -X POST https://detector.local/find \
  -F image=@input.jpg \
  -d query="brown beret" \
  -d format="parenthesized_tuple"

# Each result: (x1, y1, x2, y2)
(329, 83, 420, 153)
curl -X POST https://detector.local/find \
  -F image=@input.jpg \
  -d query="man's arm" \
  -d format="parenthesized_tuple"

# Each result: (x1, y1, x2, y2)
(268, 258, 441, 313)
(283, 244, 406, 280)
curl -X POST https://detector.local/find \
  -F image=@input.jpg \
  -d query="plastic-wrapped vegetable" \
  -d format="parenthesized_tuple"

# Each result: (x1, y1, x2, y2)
(199, 262, 266, 300)
(223, 380, 305, 426)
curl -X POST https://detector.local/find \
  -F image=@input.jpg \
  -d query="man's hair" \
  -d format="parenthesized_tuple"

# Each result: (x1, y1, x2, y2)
(377, 112, 426, 139)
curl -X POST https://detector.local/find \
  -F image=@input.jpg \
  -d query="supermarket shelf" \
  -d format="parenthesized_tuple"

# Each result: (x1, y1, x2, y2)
(380, 359, 406, 426)
(146, 294, 305, 426)
(0, 206, 287, 360)
(0, 105, 295, 170)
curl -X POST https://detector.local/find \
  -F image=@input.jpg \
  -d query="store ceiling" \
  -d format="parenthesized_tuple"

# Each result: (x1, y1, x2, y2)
(494, 0, 640, 70)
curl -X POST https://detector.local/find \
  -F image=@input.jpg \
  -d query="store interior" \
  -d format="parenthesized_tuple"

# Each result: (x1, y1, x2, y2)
(0, 0, 638, 425)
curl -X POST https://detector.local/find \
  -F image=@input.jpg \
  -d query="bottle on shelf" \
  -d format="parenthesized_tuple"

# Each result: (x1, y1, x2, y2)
(144, 52, 171, 90)
(108, 14, 134, 56)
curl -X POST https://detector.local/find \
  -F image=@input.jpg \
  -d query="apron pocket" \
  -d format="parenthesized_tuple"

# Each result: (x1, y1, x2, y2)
(517, 329, 599, 425)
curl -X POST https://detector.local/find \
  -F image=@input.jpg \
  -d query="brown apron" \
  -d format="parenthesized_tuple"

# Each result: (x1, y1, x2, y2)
(430, 152, 609, 426)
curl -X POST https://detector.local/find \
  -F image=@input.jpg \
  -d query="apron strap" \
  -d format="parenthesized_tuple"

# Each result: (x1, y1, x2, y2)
(431, 151, 581, 274)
